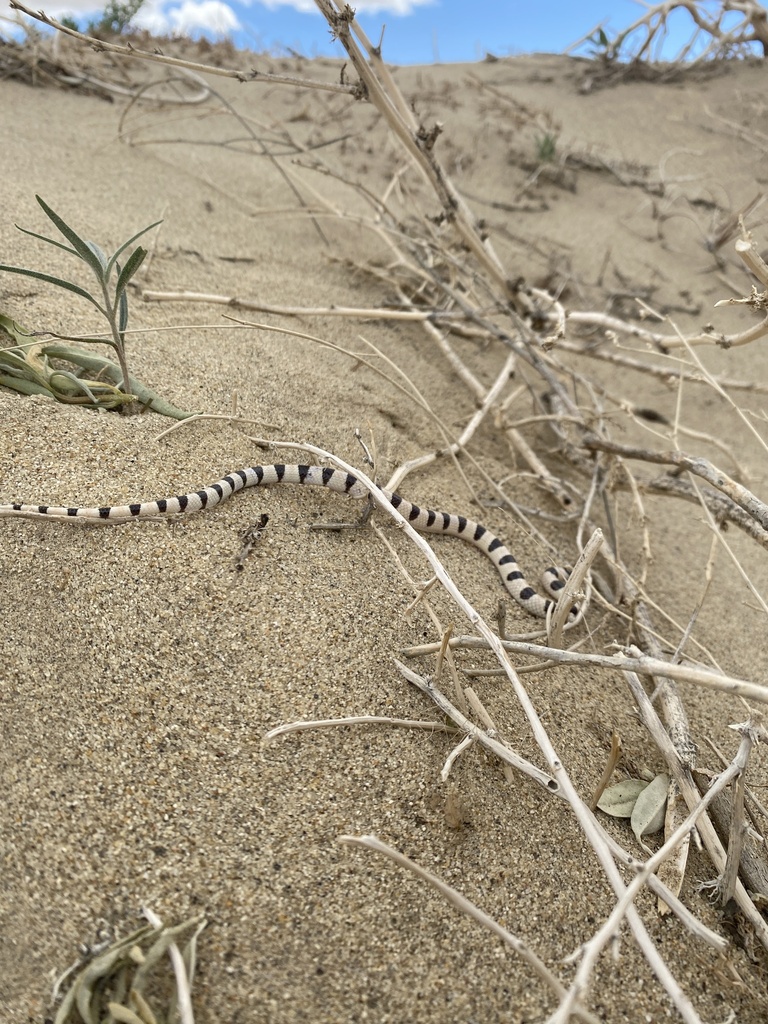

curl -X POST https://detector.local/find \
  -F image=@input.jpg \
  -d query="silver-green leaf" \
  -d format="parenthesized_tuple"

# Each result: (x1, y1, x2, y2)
(597, 779, 649, 818)
(631, 773, 669, 849)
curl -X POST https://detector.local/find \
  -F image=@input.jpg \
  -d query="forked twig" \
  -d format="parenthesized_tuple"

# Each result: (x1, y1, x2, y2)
(583, 434, 768, 532)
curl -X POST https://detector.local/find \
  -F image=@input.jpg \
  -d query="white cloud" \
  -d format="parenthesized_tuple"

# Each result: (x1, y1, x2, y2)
(249, 0, 434, 13)
(3, 0, 425, 40)
(135, 0, 240, 35)
(249, 0, 316, 10)
(174, 0, 239, 34)
(23, 0, 100, 14)
(350, 0, 435, 9)
(5, 0, 239, 35)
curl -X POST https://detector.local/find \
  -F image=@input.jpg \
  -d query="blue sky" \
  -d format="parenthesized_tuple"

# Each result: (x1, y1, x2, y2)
(2, 0, 761, 63)
(226, 1, 642, 62)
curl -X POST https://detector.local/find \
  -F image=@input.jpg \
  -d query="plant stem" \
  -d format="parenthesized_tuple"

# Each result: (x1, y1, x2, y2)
(99, 273, 134, 407)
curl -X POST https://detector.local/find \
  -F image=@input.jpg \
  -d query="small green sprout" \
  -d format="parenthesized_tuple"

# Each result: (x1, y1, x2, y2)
(534, 131, 557, 164)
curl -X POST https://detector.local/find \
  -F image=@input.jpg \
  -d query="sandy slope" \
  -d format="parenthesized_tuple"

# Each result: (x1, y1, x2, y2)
(1, 42, 768, 1022)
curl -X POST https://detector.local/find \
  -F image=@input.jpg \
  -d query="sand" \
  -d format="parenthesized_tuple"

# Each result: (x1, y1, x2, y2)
(1, 36, 768, 1023)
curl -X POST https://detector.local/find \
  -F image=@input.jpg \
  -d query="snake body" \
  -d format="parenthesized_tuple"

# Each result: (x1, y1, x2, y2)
(1, 463, 568, 618)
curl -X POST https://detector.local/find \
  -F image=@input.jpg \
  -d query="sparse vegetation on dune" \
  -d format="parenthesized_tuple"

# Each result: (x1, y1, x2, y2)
(576, 0, 768, 64)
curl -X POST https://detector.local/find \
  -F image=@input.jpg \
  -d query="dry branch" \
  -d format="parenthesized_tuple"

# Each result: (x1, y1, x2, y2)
(566, 307, 768, 350)
(647, 475, 768, 546)
(141, 290, 462, 322)
(401, 638, 768, 704)
(581, 1, 768, 64)
(583, 434, 768, 532)
(313, 0, 518, 305)
(623, 672, 768, 946)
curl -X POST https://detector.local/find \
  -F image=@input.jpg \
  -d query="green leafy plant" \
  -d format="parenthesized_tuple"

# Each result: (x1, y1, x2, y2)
(50, 0, 146, 36)
(0, 194, 155, 394)
(0, 195, 192, 418)
(88, 0, 146, 36)
(584, 26, 612, 60)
